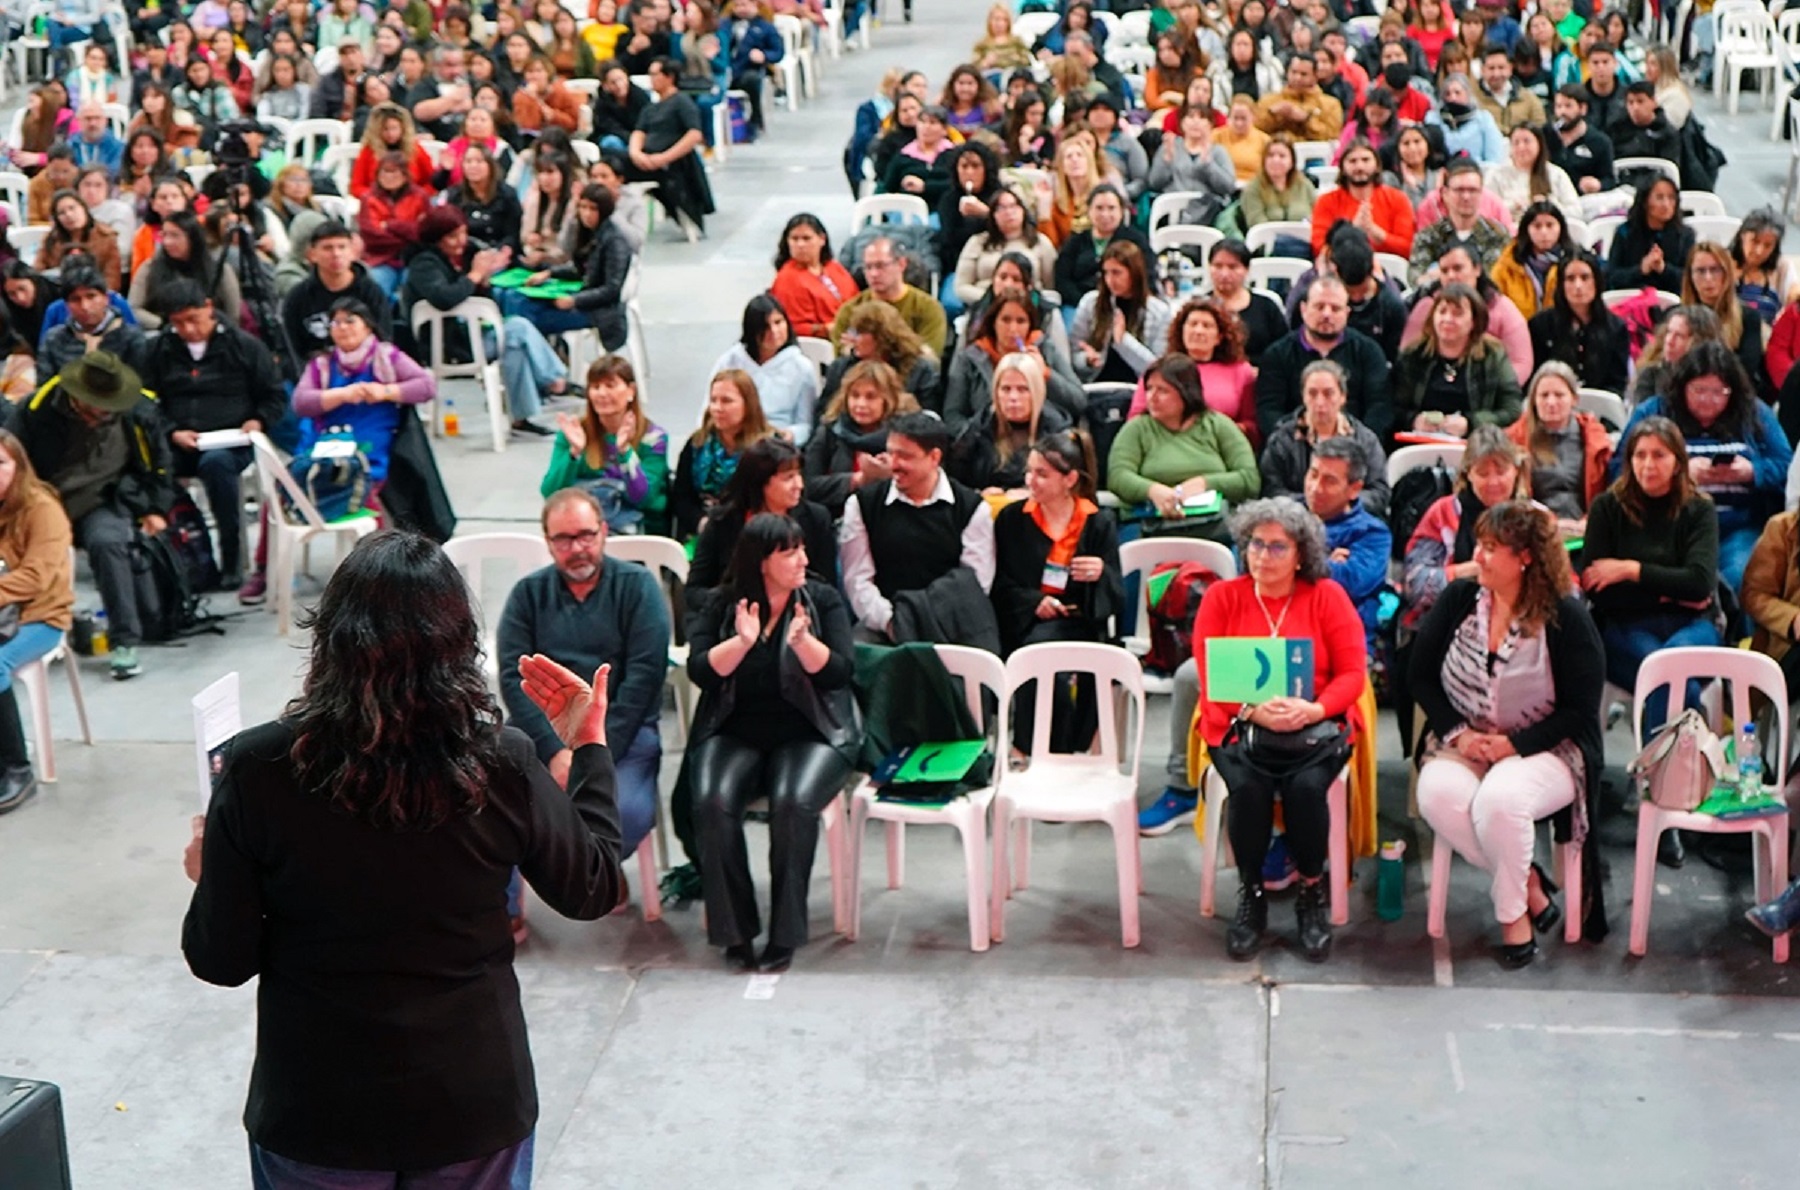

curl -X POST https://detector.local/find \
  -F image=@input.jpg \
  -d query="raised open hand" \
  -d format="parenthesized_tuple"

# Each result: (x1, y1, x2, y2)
(519, 656, 610, 750)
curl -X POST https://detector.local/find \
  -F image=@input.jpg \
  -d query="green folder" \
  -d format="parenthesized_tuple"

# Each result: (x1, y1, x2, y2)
(488, 267, 536, 289)
(1204, 637, 1315, 702)
(872, 740, 988, 785)
(520, 281, 585, 299)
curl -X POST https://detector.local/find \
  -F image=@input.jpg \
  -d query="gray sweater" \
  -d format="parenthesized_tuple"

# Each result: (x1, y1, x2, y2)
(496, 559, 671, 763)
(1145, 140, 1237, 219)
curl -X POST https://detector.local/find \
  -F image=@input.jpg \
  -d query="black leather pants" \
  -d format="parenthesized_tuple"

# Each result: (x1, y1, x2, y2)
(691, 734, 851, 948)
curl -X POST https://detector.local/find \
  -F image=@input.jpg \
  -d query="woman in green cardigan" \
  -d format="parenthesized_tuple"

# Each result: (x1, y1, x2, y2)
(1392, 283, 1524, 436)
(542, 355, 671, 535)
(1106, 353, 1260, 515)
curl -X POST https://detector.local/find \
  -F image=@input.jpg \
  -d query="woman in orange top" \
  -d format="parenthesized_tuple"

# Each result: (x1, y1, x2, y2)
(767, 214, 859, 340)
(511, 56, 582, 134)
(130, 178, 190, 283)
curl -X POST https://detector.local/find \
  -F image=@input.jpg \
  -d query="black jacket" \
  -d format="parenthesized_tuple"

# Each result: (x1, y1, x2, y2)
(140, 322, 289, 435)
(401, 245, 482, 361)
(1528, 306, 1632, 396)
(280, 264, 395, 366)
(932, 142, 1001, 278)
(593, 83, 653, 143)
(990, 500, 1122, 654)
(1253, 327, 1392, 440)
(1410, 581, 1608, 941)
(803, 413, 891, 516)
(1604, 220, 1694, 292)
(456, 185, 525, 257)
(947, 401, 1072, 492)
(1607, 112, 1680, 170)
(1052, 224, 1151, 311)
(14, 382, 175, 521)
(688, 498, 837, 591)
(38, 315, 144, 379)
(548, 220, 633, 351)
(182, 722, 623, 1169)
(1549, 123, 1615, 191)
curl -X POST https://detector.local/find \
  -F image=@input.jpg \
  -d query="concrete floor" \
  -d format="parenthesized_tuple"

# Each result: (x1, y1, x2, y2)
(3, 2, 1800, 1187)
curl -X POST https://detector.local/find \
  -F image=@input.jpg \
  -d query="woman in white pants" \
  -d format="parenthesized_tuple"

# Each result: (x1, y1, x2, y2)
(1412, 500, 1607, 969)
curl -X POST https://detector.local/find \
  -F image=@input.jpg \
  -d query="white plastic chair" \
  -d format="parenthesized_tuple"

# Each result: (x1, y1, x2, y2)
(1248, 256, 1309, 291)
(15, 628, 90, 783)
(1244, 220, 1310, 255)
(601, 534, 695, 744)
(1200, 763, 1353, 925)
(770, 14, 815, 106)
(1375, 251, 1411, 283)
(850, 193, 929, 231)
(1584, 214, 1626, 258)
(286, 117, 351, 164)
(1718, 3, 1780, 113)
(1293, 140, 1334, 176)
(796, 335, 835, 377)
(101, 102, 128, 140)
(1687, 214, 1744, 245)
(1150, 223, 1223, 259)
(0, 171, 30, 226)
(312, 193, 358, 224)
(1578, 387, 1628, 430)
(248, 431, 380, 635)
(8, 224, 46, 265)
(620, 256, 650, 384)
(409, 296, 510, 452)
(1116, 9, 1152, 45)
(1612, 155, 1681, 187)
(991, 642, 1147, 947)
(318, 142, 361, 195)
(1013, 11, 1057, 44)
(1384, 442, 1465, 489)
(1680, 190, 1728, 217)
(1426, 807, 1583, 944)
(1117, 537, 1236, 668)
(1344, 14, 1381, 44)
(1629, 647, 1791, 962)
(848, 644, 1006, 952)
(1771, 10, 1800, 138)
(1146, 190, 1213, 234)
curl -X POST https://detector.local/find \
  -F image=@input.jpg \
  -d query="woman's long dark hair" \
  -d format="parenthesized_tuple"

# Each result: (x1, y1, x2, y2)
(718, 435, 803, 519)
(1509, 197, 1575, 265)
(155, 209, 212, 283)
(1666, 338, 1756, 440)
(773, 212, 833, 269)
(739, 292, 795, 360)
(289, 531, 503, 830)
(725, 512, 807, 624)
(1626, 175, 1685, 237)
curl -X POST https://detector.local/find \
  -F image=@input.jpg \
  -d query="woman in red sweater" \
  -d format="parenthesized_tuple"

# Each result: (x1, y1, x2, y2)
(768, 213, 860, 340)
(1196, 498, 1367, 963)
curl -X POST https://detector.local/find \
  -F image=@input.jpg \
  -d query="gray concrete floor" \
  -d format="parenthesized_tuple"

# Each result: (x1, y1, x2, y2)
(4, 4, 1800, 1187)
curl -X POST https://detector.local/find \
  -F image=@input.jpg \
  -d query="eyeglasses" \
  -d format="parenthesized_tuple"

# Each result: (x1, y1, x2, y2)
(547, 529, 601, 551)
(1245, 538, 1294, 559)
(1687, 383, 1730, 400)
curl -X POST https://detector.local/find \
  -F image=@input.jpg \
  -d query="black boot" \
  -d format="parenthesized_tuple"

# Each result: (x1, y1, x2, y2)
(1658, 829, 1685, 869)
(0, 765, 34, 814)
(1226, 882, 1267, 959)
(1295, 878, 1332, 962)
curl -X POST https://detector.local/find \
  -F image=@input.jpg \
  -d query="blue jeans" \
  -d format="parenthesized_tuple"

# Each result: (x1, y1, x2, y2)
(480, 317, 566, 421)
(250, 1135, 532, 1190)
(496, 289, 593, 340)
(1601, 611, 1722, 736)
(614, 721, 662, 860)
(366, 263, 403, 301)
(0, 623, 65, 693)
(1718, 520, 1759, 597)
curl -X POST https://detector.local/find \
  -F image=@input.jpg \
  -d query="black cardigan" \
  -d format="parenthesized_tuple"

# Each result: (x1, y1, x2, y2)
(181, 722, 623, 1169)
(989, 500, 1123, 654)
(1409, 581, 1609, 941)
(688, 498, 838, 590)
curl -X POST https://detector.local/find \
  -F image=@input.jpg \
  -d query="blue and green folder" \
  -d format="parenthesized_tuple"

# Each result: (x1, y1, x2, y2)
(1204, 637, 1315, 702)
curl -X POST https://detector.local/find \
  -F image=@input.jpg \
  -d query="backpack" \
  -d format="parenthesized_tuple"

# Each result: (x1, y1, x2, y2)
(1143, 560, 1222, 675)
(165, 493, 220, 595)
(1388, 463, 1454, 561)
(133, 530, 224, 643)
(1083, 385, 1134, 489)
(286, 426, 372, 524)
(1628, 708, 1726, 811)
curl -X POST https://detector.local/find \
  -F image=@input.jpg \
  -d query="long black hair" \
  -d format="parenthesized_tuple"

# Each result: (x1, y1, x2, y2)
(289, 531, 504, 830)
(725, 512, 808, 623)
(1665, 339, 1756, 440)
(773, 212, 834, 269)
(739, 292, 795, 360)
(717, 435, 803, 519)
(156, 209, 211, 280)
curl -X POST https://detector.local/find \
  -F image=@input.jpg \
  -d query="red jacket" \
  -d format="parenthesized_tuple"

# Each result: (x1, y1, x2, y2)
(356, 185, 431, 267)
(1192, 575, 1368, 747)
(1310, 184, 1416, 259)
(1768, 301, 1800, 391)
(349, 143, 438, 201)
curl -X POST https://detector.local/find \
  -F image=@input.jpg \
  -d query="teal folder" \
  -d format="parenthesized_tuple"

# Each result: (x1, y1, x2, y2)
(1204, 637, 1315, 702)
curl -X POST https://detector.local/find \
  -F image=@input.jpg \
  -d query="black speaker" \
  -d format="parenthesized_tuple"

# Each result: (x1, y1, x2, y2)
(0, 1079, 73, 1190)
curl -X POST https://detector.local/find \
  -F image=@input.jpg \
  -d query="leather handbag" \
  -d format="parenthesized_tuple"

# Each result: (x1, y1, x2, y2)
(1628, 708, 1725, 812)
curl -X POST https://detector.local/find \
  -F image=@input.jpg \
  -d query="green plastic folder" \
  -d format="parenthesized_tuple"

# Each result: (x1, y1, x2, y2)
(521, 281, 585, 299)
(1204, 637, 1315, 702)
(488, 267, 535, 289)
(873, 740, 988, 785)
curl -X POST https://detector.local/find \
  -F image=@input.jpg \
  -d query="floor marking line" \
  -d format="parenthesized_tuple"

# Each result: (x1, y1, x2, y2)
(1445, 1032, 1466, 1093)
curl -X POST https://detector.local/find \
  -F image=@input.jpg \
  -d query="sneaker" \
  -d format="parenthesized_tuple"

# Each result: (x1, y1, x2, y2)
(238, 573, 268, 606)
(1138, 787, 1198, 836)
(1262, 835, 1298, 891)
(109, 646, 141, 681)
(1746, 880, 1800, 938)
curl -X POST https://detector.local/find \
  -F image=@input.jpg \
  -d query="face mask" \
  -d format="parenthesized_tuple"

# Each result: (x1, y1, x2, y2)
(1382, 64, 1410, 91)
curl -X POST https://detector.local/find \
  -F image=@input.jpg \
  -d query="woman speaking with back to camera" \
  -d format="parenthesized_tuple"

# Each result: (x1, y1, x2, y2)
(182, 530, 624, 1188)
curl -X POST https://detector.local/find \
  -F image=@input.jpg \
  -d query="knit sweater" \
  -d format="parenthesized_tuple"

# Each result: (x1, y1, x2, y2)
(1105, 410, 1260, 505)
(0, 495, 74, 631)
(1581, 489, 1720, 622)
(539, 423, 671, 536)
(1192, 574, 1367, 746)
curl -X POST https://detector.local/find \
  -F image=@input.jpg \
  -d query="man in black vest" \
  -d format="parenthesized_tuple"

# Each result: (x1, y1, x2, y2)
(839, 412, 995, 642)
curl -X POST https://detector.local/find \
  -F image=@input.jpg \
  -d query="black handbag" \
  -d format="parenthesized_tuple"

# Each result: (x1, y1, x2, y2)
(1214, 715, 1352, 782)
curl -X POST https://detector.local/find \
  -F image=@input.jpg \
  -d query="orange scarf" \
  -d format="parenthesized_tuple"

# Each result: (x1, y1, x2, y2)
(1027, 497, 1097, 592)
(976, 325, 1045, 364)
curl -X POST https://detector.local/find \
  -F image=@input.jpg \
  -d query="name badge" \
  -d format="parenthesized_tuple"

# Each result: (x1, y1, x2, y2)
(1042, 562, 1070, 592)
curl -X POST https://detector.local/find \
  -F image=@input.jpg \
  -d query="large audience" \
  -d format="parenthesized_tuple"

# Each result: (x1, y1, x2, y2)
(1, 0, 1798, 980)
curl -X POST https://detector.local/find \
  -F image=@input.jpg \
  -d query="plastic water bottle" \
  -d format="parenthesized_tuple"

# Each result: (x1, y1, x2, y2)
(443, 399, 460, 437)
(1376, 840, 1406, 921)
(91, 610, 109, 656)
(1739, 721, 1762, 800)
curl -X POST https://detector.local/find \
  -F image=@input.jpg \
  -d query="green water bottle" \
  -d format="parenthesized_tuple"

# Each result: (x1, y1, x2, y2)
(1376, 840, 1406, 922)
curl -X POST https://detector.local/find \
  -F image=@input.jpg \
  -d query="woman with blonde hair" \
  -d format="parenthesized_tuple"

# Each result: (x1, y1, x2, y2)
(0, 428, 74, 813)
(1680, 240, 1768, 396)
(349, 102, 435, 199)
(671, 369, 776, 538)
(803, 359, 919, 516)
(543, 355, 672, 535)
(972, 5, 1033, 72)
(948, 351, 1071, 498)
(1045, 136, 1113, 245)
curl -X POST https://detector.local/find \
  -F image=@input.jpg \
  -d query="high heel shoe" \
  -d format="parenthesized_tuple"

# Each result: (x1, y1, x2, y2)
(1494, 938, 1539, 969)
(1529, 862, 1563, 935)
(724, 943, 758, 973)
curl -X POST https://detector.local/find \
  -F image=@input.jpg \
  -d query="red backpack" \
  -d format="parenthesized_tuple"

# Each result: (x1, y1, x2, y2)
(1144, 561, 1222, 676)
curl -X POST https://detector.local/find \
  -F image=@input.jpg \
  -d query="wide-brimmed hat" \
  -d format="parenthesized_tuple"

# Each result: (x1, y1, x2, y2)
(59, 350, 142, 413)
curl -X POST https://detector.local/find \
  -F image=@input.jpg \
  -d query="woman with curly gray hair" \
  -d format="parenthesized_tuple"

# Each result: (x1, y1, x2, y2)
(1193, 497, 1369, 963)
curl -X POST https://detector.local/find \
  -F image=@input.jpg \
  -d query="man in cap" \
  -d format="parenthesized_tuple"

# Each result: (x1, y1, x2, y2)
(15, 350, 174, 679)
